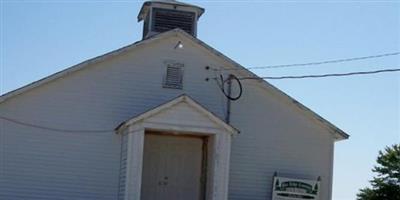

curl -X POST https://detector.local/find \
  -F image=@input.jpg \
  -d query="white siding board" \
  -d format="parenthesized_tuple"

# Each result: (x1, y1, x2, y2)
(0, 122, 120, 200)
(0, 35, 336, 199)
(228, 82, 334, 200)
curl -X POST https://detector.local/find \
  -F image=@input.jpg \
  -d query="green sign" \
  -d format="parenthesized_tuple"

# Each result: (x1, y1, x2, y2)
(272, 176, 320, 200)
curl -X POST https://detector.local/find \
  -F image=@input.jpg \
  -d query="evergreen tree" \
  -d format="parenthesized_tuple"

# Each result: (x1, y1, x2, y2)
(357, 144, 400, 200)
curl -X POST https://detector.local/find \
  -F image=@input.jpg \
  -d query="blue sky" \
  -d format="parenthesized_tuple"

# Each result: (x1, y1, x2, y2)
(1, 1, 399, 199)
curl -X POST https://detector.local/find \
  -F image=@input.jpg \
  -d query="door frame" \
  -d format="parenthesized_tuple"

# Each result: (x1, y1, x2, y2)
(122, 123, 232, 200)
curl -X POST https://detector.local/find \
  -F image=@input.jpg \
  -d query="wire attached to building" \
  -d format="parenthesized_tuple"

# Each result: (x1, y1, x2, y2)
(238, 68, 400, 80)
(213, 52, 400, 71)
(0, 115, 114, 133)
(216, 74, 243, 101)
(2, 66, 398, 132)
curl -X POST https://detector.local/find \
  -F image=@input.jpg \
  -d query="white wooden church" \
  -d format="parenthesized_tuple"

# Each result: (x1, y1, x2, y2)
(0, 1, 348, 200)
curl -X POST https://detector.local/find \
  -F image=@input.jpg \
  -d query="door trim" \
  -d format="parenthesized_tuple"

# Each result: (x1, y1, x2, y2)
(122, 123, 231, 200)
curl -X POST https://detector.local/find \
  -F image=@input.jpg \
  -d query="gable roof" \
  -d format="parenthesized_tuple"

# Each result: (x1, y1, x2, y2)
(115, 94, 239, 134)
(0, 28, 349, 141)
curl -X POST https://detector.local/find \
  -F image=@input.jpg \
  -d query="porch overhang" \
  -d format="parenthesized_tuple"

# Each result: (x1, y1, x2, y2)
(115, 94, 239, 135)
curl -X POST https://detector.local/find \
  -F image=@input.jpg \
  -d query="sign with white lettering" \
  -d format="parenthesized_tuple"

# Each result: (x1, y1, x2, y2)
(272, 176, 320, 200)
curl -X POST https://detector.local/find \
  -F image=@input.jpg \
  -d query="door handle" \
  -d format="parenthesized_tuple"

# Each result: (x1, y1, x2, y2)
(158, 181, 168, 186)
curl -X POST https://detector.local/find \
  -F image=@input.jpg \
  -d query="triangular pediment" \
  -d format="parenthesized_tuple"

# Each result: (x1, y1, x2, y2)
(116, 94, 238, 134)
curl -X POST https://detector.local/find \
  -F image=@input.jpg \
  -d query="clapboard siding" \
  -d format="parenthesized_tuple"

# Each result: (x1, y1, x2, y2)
(0, 34, 335, 199)
(0, 122, 119, 200)
(228, 82, 334, 200)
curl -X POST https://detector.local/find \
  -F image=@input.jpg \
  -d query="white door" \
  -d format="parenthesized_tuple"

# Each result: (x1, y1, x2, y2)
(141, 134, 204, 200)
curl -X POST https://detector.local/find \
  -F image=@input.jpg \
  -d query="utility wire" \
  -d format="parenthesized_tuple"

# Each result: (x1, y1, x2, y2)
(0, 115, 114, 133)
(239, 68, 400, 80)
(214, 52, 400, 71)
(2, 68, 399, 131)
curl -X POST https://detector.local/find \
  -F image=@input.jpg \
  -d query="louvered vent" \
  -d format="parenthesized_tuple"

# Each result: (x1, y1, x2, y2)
(163, 63, 184, 89)
(152, 8, 195, 35)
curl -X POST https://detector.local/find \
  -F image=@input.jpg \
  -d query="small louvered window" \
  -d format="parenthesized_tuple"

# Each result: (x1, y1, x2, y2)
(152, 8, 195, 35)
(163, 63, 184, 89)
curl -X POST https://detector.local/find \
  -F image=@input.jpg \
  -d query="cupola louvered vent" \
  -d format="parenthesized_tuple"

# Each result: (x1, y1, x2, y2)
(152, 8, 195, 35)
(163, 63, 184, 89)
(138, 1, 204, 39)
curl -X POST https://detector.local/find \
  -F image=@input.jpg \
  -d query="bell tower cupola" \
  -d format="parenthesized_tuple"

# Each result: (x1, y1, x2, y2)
(138, 0, 205, 39)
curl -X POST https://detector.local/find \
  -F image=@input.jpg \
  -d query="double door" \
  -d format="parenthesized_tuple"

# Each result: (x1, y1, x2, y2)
(141, 133, 204, 200)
